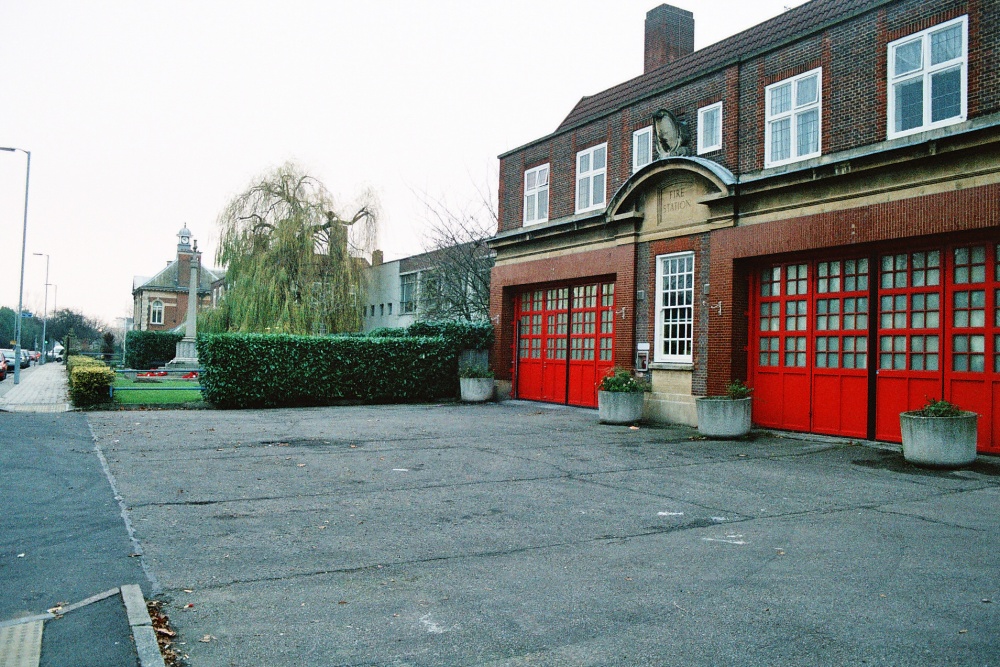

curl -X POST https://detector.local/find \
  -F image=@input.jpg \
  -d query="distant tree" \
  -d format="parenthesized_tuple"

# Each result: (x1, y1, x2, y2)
(102, 331, 116, 361)
(0, 307, 15, 347)
(0, 306, 102, 351)
(416, 184, 496, 322)
(211, 162, 379, 334)
(46, 309, 105, 348)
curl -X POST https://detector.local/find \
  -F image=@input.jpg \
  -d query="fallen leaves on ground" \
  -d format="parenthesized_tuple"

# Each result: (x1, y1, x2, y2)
(147, 599, 184, 667)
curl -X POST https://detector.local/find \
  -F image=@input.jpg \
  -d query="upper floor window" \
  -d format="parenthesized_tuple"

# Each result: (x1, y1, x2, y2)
(150, 300, 164, 325)
(523, 164, 549, 225)
(400, 273, 418, 314)
(576, 143, 607, 213)
(697, 102, 723, 154)
(654, 252, 694, 364)
(765, 68, 822, 168)
(887, 16, 967, 140)
(632, 127, 653, 173)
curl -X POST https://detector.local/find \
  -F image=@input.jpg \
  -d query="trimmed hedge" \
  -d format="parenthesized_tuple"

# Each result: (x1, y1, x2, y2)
(406, 321, 494, 350)
(125, 330, 183, 370)
(68, 355, 115, 407)
(198, 333, 460, 409)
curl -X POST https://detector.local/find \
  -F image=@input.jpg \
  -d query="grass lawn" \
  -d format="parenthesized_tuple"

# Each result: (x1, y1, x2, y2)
(112, 376, 206, 405)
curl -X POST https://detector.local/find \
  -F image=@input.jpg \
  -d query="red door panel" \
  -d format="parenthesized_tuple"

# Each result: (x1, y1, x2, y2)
(812, 374, 867, 438)
(874, 250, 945, 443)
(515, 290, 544, 401)
(942, 243, 999, 454)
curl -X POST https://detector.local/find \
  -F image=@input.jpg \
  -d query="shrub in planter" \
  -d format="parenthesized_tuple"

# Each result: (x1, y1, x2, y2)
(696, 380, 753, 438)
(459, 364, 495, 403)
(900, 398, 978, 468)
(597, 369, 648, 425)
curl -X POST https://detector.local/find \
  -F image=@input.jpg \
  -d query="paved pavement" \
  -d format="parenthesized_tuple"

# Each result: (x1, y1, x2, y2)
(0, 363, 70, 413)
(0, 412, 162, 667)
(87, 402, 1000, 666)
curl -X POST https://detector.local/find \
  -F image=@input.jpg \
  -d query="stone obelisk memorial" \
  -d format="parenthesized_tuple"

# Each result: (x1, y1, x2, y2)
(168, 242, 201, 369)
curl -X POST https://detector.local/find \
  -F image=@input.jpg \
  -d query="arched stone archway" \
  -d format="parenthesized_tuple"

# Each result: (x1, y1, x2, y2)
(606, 157, 735, 239)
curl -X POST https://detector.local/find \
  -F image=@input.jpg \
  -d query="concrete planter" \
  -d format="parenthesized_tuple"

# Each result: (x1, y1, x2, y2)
(598, 390, 645, 424)
(900, 411, 978, 468)
(696, 396, 752, 438)
(460, 377, 494, 403)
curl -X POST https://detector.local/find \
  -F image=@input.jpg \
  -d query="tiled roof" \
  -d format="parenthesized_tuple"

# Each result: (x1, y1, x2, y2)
(554, 0, 887, 134)
(134, 259, 223, 293)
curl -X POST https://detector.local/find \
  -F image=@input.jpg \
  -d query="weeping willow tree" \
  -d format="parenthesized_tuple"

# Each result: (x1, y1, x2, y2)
(207, 163, 379, 334)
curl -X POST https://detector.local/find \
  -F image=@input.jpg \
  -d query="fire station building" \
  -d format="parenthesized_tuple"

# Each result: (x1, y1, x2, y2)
(489, 0, 1000, 454)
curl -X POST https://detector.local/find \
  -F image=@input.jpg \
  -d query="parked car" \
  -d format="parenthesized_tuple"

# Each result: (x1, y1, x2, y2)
(19, 349, 30, 369)
(0, 356, 7, 381)
(1, 349, 17, 374)
(29, 350, 40, 362)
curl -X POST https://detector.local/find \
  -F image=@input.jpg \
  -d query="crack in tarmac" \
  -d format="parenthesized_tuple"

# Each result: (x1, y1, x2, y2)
(159, 518, 725, 591)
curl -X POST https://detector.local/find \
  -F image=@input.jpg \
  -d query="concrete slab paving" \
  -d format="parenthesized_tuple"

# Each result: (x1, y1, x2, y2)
(87, 402, 1000, 666)
(0, 364, 69, 413)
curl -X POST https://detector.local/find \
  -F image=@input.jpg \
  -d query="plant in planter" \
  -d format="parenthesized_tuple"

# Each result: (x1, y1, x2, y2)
(597, 369, 649, 424)
(900, 398, 978, 468)
(696, 379, 753, 438)
(459, 364, 495, 403)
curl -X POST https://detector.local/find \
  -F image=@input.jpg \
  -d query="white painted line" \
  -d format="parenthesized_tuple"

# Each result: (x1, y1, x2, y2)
(657, 511, 684, 516)
(58, 588, 121, 615)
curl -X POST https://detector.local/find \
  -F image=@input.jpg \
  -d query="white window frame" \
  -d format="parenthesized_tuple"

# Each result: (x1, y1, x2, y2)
(575, 143, 607, 213)
(400, 272, 418, 314)
(764, 67, 822, 168)
(523, 164, 549, 226)
(150, 299, 164, 325)
(632, 127, 653, 173)
(887, 15, 967, 140)
(654, 252, 695, 364)
(697, 102, 723, 154)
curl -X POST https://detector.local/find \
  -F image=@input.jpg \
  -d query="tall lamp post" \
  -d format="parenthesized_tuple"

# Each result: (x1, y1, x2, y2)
(1, 146, 31, 384)
(33, 253, 49, 365)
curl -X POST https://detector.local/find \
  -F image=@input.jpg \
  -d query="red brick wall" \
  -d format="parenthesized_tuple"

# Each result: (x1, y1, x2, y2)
(498, 0, 994, 232)
(490, 244, 636, 381)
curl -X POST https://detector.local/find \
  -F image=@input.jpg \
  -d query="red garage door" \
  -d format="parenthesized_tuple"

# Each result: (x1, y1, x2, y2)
(750, 243, 1000, 454)
(515, 281, 615, 408)
(877, 243, 1000, 453)
(751, 258, 869, 438)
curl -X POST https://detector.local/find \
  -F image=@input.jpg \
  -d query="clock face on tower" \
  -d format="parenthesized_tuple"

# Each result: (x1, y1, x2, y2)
(181, 236, 189, 244)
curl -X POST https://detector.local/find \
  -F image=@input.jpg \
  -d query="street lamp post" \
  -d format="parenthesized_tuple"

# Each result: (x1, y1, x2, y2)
(33, 252, 49, 365)
(1, 146, 32, 384)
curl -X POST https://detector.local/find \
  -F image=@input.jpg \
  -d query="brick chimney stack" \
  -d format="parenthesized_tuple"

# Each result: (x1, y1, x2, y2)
(644, 4, 694, 73)
(372, 249, 384, 266)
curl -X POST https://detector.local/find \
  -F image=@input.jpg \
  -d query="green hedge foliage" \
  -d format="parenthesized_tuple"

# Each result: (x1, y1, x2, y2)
(68, 356, 115, 407)
(125, 331, 183, 369)
(197, 333, 460, 409)
(406, 321, 494, 350)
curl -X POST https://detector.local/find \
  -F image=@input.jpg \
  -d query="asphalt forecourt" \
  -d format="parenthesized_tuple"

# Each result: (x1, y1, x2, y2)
(88, 402, 1000, 666)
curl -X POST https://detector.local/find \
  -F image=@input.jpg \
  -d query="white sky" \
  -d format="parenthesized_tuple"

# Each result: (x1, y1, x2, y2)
(0, 0, 806, 325)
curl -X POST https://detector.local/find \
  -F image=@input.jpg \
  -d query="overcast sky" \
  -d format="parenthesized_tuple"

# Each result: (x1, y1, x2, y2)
(0, 0, 807, 327)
